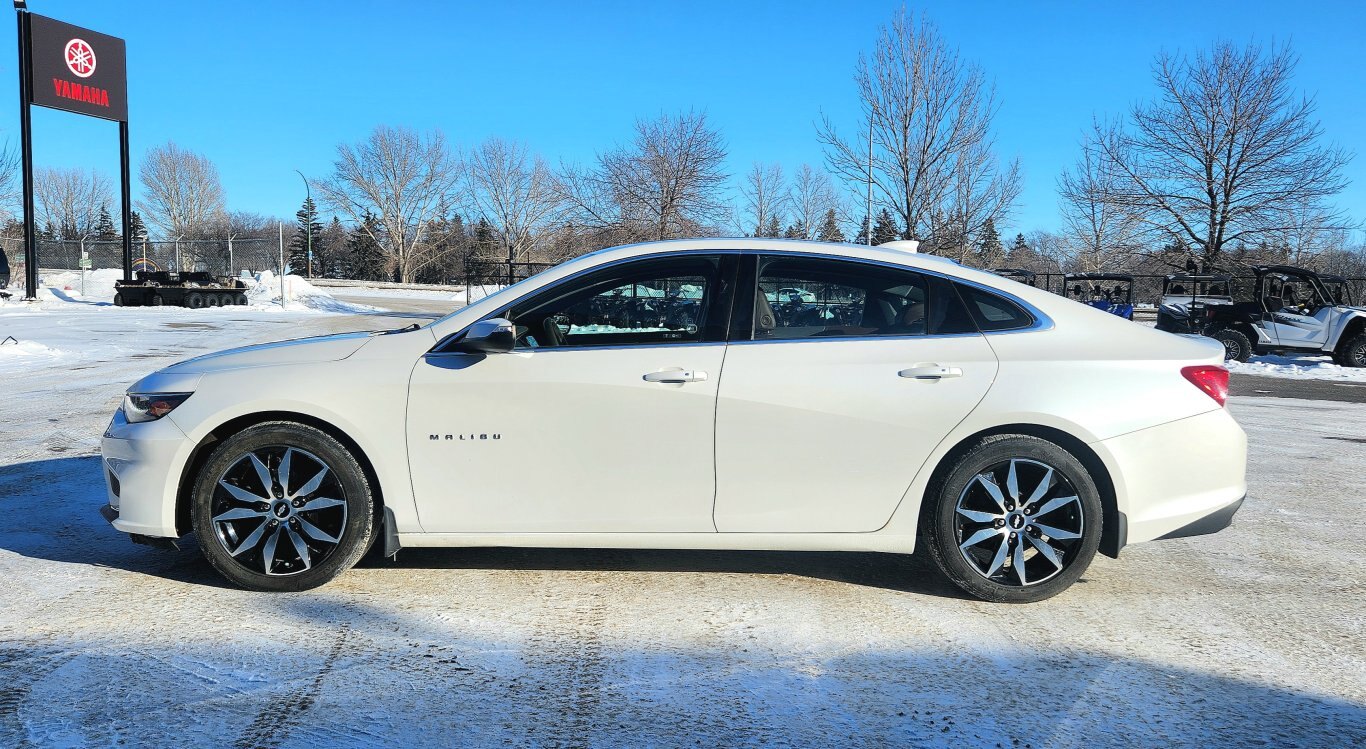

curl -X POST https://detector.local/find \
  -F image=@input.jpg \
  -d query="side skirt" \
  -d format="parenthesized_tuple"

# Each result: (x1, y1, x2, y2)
(394, 531, 917, 554)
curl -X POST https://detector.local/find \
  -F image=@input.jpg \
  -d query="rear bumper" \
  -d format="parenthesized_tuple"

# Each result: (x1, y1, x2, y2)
(1157, 494, 1244, 540)
(1096, 407, 1248, 546)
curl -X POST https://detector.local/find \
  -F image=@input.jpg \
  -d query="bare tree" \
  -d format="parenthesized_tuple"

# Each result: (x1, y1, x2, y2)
(35, 166, 113, 238)
(560, 110, 729, 243)
(316, 125, 459, 283)
(1079, 42, 1352, 267)
(1057, 139, 1144, 271)
(786, 164, 843, 240)
(0, 142, 21, 220)
(818, 8, 1018, 250)
(739, 162, 787, 237)
(137, 142, 226, 238)
(463, 137, 563, 266)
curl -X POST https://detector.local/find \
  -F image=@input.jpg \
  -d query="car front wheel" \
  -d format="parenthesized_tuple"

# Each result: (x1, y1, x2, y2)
(923, 435, 1103, 603)
(191, 422, 374, 591)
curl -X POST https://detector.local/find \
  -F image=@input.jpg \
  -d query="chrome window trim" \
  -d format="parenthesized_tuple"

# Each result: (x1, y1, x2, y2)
(437, 247, 1053, 353)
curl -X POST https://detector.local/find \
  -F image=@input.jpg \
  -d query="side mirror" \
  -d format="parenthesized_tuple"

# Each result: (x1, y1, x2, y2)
(453, 318, 515, 354)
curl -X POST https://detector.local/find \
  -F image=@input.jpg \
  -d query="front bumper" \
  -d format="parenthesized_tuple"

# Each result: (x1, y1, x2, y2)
(100, 408, 193, 539)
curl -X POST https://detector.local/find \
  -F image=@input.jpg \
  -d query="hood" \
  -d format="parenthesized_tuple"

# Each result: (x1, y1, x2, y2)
(163, 331, 375, 374)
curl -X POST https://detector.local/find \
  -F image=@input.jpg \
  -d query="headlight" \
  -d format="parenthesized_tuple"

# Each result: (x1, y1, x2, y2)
(123, 392, 193, 423)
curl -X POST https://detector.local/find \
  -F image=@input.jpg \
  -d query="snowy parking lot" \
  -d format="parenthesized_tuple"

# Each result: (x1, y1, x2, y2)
(0, 281, 1363, 748)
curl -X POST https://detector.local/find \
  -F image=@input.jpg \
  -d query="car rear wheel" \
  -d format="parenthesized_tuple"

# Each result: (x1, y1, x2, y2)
(191, 422, 374, 591)
(1211, 328, 1251, 362)
(923, 435, 1102, 603)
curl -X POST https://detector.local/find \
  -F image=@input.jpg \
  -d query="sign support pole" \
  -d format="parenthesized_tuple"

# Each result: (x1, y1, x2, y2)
(119, 120, 132, 281)
(16, 9, 37, 300)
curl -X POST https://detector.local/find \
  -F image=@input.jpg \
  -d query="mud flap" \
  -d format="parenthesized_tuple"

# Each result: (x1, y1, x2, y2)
(383, 506, 401, 559)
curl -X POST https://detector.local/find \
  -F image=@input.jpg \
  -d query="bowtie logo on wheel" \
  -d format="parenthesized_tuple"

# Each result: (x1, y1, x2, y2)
(64, 38, 96, 78)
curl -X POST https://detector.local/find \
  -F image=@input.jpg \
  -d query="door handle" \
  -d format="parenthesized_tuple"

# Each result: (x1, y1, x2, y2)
(643, 368, 708, 384)
(899, 364, 963, 380)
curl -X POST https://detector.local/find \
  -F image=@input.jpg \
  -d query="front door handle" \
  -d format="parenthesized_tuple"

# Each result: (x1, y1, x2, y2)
(899, 364, 963, 380)
(643, 368, 709, 384)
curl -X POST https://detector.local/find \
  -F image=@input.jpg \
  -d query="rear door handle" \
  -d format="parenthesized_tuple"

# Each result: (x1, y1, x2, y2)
(643, 368, 708, 383)
(899, 364, 963, 380)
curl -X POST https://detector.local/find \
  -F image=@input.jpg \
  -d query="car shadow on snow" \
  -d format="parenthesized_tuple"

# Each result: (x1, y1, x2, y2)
(0, 455, 232, 589)
(366, 546, 974, 599)
(0, 455, 966, 598)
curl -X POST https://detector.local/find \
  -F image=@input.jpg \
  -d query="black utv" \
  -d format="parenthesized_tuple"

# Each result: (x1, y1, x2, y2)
(1155, 273, 1234, 334)
(1195, 265, 1366, 366)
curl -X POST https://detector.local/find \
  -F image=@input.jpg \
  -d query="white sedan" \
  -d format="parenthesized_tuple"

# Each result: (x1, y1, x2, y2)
(100, 239, 1247, 602)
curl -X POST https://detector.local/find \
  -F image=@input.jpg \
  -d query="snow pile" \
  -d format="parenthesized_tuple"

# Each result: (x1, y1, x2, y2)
(37, 268, 122, 303)
(0, 339, 65, 372)
(1227, 354, 1366, 382)
(245, 271, 380, 314)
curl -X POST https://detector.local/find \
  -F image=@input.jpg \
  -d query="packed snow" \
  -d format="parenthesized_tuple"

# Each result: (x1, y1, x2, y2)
(0, 296, 1362, 747)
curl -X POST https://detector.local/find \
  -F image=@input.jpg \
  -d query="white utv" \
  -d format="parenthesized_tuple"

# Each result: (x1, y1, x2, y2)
(1199, 265, 1366, 366)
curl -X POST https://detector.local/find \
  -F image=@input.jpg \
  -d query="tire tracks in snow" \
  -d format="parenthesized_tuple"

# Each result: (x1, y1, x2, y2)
(231, 623, 350, 749)
(515, 567, 611, 748)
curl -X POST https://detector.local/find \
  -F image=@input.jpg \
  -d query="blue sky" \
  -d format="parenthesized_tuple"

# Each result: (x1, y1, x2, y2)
(2, 0, 1363, 239)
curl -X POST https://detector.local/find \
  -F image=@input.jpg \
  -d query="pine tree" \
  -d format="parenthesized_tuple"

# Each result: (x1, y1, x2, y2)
(975, 218, 1003, 267)
(129, 211, 148, 243)
(289, 198, 323, 276)
(347, 211, 387, 281)
(764, 215, 782, 239)
(95, 205, 118, 240)
(853, 214, 870, 244)
(320, 217, 348, 278)
(783, 222, 804, 240)
(1006, 233, 1031, 265)
(871, 209, 898, 245)
(816, 209, 845, 243)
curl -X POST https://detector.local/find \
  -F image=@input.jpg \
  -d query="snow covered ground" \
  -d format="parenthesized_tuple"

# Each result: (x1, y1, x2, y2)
(0, 296, 1363, 747)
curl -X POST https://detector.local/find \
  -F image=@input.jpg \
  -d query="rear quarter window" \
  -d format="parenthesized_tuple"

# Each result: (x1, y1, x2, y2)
(956, 283, 1034, 332)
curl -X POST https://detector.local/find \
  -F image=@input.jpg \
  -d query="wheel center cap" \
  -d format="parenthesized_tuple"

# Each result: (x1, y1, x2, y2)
(272, 501, 291, 519)
(1009, 513, 1025, 529)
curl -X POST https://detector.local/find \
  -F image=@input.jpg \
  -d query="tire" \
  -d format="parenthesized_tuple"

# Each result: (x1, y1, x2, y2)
(1211, 328, 1251, 362)
(185, 292, 205, 309)
(921, 435, 1103, 603)
(191, 422, 375, 592)
(150, 294, 164, 307)
(113, 293, 124, 307)
(234, 292, 248, 306)
(1337, 334, 1366, 368)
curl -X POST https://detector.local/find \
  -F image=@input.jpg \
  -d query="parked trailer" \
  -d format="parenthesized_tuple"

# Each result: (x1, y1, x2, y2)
(114, 271, 249, 308)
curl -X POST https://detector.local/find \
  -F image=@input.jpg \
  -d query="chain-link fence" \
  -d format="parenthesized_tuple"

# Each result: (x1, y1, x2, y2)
(12, 238, 285, 277)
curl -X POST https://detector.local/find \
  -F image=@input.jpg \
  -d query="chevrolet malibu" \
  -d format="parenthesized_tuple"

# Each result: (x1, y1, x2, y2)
(100, 239, 1247, 602)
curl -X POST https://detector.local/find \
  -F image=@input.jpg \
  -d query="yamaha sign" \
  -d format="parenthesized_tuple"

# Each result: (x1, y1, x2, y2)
(28, 14, 128, 122)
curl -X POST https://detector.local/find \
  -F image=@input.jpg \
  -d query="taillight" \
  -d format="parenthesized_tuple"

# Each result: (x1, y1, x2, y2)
(1181, 365, 1229, 407)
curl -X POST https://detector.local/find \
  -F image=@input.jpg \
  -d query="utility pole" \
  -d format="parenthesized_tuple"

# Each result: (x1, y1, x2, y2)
(865, 105, 874, 246)
(293, 169, 312, 278)
(278, 221, 285, 310)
